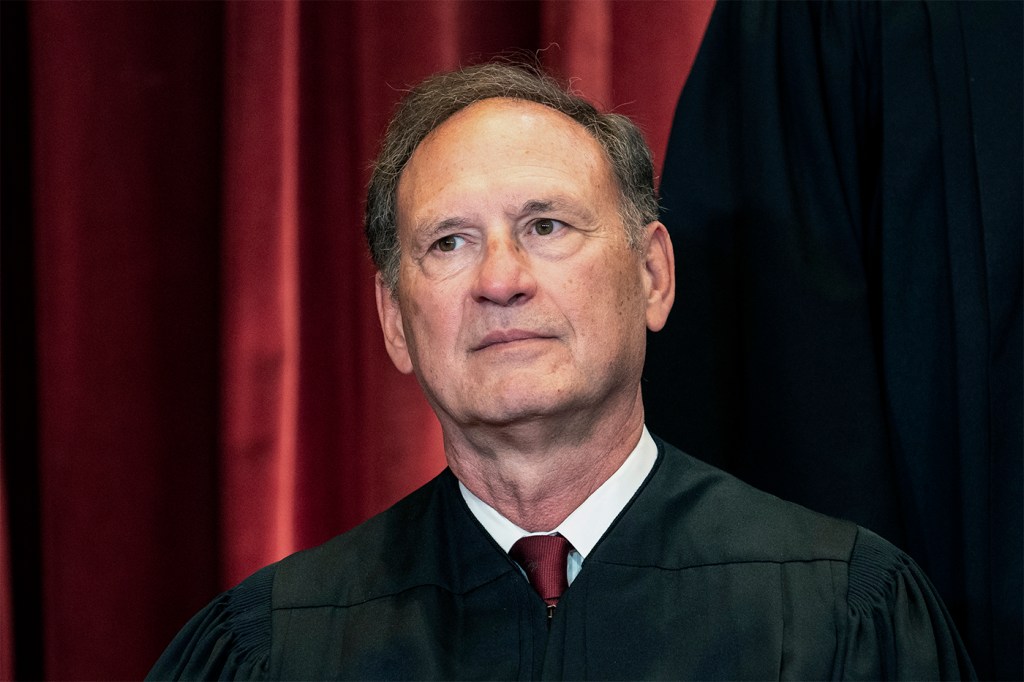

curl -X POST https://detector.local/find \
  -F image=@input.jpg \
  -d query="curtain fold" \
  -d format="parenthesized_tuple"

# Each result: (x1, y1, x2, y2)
(0, 469, 12, 682)
(542, 0, 614, 106)
(219, 0, 303, 588)
(28, 4, 226, 679)
(4, 1, 713, 678)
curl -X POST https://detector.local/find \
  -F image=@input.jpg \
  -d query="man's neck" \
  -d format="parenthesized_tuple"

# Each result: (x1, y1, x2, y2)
(442, 395, 646, 531)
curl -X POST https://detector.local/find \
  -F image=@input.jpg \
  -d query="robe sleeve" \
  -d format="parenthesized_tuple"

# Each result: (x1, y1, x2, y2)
(839, 528, 975, 680)
(146, 565, 275, 681)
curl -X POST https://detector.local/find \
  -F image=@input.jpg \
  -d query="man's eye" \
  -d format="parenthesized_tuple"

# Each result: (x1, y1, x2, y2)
(434, 235, 465, 252)
(533, 219, 565, 236)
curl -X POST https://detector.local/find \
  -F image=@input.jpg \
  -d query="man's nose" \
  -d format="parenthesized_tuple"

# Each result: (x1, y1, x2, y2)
(471, 235, 537, 306)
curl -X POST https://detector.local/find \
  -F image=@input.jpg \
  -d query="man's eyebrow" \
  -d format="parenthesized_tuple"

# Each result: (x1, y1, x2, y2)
(517, 197, 596, 222)
(411, 197, 596, 241)
(521, 199, 556, 214)
(413, 216, 472, 242)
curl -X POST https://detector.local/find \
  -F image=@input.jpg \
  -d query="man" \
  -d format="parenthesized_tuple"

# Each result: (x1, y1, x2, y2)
(149, 63, 973, 680)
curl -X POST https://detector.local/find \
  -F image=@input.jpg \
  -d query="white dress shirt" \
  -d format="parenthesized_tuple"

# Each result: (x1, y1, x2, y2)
(459, 427, 658, 584)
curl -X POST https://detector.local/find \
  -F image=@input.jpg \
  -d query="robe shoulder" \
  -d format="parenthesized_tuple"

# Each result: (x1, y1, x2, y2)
(627, 440, 861, 568)
(628, 441, 976, 679)
(270, 468, 509, 609)
(145, 563, 275, 681)
(146, 469, 510, 680)
(840, 527, 976, 679)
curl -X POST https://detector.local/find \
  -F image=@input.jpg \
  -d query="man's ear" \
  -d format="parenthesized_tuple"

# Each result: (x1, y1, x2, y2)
(641, 221, 675, 332)
(375, 273, 414, 375)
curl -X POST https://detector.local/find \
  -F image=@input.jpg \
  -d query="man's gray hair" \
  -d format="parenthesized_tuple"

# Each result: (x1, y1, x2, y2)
(365, 62, 659, 292)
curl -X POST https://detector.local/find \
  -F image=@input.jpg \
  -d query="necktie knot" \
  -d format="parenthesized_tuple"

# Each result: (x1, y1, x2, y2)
(509, 534, 573, 606)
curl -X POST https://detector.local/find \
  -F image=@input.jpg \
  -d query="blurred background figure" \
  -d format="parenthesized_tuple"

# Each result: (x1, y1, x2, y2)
(645, 3, 1022, 679)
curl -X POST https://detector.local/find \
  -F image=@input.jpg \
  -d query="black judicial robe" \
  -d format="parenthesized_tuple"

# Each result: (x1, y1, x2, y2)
(643, 3, 1022, 679)
(148, 440, 973, 680)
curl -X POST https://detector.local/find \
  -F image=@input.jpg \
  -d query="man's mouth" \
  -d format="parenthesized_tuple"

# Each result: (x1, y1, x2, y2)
(473, 329, 553, 351)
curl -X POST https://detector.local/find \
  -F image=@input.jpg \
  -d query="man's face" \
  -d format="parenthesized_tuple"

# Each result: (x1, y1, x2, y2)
(377, 98, 672, 431)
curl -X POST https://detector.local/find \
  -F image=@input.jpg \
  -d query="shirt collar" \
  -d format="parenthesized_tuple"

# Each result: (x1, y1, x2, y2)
(459, 426, 658, 558)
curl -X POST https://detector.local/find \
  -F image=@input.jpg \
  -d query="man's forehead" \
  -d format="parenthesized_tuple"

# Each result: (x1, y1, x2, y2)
(411, 97, 596, 160)
(397, 99, 607, 198)
(395, 99, 610, 228)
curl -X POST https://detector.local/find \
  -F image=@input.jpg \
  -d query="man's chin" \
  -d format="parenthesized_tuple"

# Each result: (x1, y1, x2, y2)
(459, 392, 585, 429)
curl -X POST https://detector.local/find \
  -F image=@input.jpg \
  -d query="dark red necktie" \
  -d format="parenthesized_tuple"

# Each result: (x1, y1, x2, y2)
(509, 534, 573, 611)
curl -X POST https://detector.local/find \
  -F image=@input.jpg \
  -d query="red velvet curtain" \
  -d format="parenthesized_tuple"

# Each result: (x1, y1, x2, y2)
(1, 1, 713, 678)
